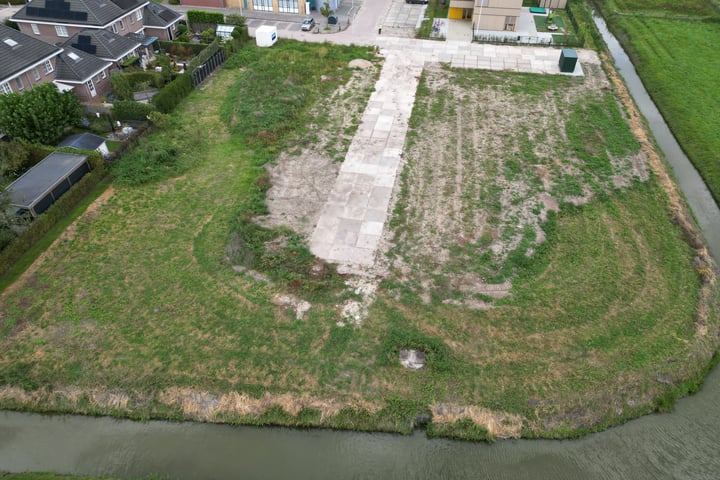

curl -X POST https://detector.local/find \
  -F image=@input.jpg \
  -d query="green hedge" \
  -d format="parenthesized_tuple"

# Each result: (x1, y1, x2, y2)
(158, 40, 208, 58)
(186, 10, 224, 27)
(112, 100, 157, 121)
(123, 71, 165, 89)
(0, 152, 106, 278)
(151, 73, 192, 113)
(189, 38, 222, 69)
(566, 0, 603, 50)
(110, 72, 165, 101)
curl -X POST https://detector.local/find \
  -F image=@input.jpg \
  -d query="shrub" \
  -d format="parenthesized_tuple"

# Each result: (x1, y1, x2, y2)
(110, 142, 183, 186)
(123, 71, 165, 89)
(110, 73, 133, 100)
(225, 14, 246, 26)
(151, 73, 192, 113)
(201, 27, 215, 43)
(112, 100, 157, 121)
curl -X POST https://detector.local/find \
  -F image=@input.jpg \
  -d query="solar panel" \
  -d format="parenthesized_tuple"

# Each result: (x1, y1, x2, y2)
(25, 0, 88, 22)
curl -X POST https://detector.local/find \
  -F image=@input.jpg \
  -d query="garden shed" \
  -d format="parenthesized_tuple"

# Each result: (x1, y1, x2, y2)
(4, 152, 91, 218)
(58, 133, 109, 157)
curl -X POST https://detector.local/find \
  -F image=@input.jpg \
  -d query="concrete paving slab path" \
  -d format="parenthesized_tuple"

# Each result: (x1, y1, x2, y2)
(310, 38, 586, 267)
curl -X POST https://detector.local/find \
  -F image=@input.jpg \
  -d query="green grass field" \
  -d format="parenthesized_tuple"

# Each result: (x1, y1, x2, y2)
(596, 0, 720, 204)
(0, 41, 717, 439)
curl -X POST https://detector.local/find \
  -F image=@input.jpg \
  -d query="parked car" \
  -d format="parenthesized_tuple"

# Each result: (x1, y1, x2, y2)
(301, 17, 316, 31)
(406, 0, 429, 4)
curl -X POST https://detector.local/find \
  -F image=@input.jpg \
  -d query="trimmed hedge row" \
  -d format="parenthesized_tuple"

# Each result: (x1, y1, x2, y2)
(0, 152, 106, 279)
(187, 9, 224, 29)
(158, 40, 208, 58)
(113, 100, 157, 121)
(151, 73, 192, 113)
(566, 0, 604, 50)
(189, 38, 222, 69)
(110, 71, 165, 101)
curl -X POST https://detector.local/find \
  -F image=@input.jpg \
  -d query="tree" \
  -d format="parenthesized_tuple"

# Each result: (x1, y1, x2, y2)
(320, 1, 334, 26)
(0, 83, 82, 145)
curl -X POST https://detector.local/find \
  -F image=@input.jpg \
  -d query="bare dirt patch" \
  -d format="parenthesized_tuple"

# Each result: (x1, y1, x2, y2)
(383, 58, 649, 306)
(255, 63, 381, 238)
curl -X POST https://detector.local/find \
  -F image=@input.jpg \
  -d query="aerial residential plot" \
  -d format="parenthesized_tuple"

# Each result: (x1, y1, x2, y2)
(0, 40, 717, 440)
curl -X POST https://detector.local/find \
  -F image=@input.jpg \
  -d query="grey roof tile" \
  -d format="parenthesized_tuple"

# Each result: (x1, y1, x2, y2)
(12, 0, 147, 27)
(0, 24, 62, 82)
(63, 29, 140, 61)
(143, 3, 181, 28)
(55, 45, 111, 82)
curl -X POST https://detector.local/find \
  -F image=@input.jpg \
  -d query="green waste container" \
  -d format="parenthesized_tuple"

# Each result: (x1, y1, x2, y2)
(559, 48, 578, 73)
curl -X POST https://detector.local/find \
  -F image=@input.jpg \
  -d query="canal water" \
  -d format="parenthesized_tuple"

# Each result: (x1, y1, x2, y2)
(1, 15, 719, 480)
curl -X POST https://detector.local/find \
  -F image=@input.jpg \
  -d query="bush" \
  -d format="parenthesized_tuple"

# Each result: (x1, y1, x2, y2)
(151, 73, 192, 113)
(110, 142, 183, 186)
(225, 14, 246, 26)
(169, 0, 180, 4)
(112, 100, 157, 121)
(123, 71, 165, 89)
(110, 74, 133, 101)
(201, 27, 215, 43)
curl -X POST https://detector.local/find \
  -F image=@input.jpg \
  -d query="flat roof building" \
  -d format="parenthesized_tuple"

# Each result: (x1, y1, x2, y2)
(4, 151, 91, 218)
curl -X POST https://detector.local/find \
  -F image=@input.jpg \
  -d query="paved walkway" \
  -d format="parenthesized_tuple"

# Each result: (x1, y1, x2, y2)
(309, 38, 585, 266)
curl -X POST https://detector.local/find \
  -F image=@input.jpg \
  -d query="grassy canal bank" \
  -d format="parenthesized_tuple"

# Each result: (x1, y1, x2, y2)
(592, 0, 720, 204)
(1, 35, 719, 441)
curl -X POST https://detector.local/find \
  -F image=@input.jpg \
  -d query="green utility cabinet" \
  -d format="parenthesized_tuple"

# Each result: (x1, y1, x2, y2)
(559, 49, 578, 73)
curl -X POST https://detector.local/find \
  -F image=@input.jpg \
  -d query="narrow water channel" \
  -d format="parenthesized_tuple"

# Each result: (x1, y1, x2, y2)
(2, 16, 720, 480)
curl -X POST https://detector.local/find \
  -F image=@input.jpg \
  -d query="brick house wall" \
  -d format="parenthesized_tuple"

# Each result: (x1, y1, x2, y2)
(181, 0, 226, 9)
(1, 57, 58, 95)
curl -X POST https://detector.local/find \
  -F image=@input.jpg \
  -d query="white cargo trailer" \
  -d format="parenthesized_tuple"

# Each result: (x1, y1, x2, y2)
(255, 26, 278, 47)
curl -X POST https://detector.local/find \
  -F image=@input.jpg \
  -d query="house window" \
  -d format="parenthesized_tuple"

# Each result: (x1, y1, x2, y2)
(253, 0, 273, 12)
(101, 70, 107, 79)
(119, 20, 125, 31)
(55, 25, 68, 37)
(0, 82, 11, 94)
(86, 79, 96, 97)
(44, 60, 54, 74)
(33, 68, 41, 81)
(96, 74, 101, 83)
(278, 0, 298, 13)
(111, 23, 118, 33)
(130, 14, 135, 25)
(504, 16, 516, 31)
(16, 77, 24, 91)
(136, 10, 142, 21)
(31, 23, 40, 35)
